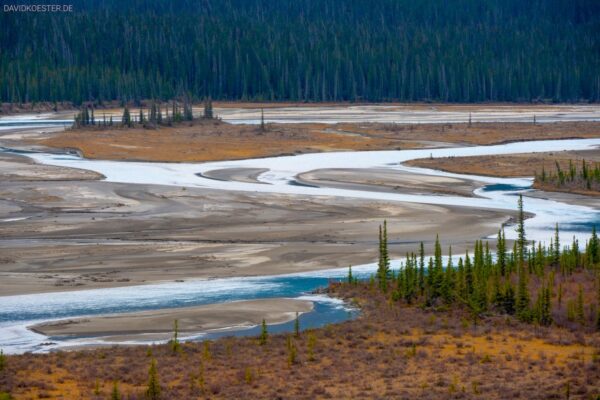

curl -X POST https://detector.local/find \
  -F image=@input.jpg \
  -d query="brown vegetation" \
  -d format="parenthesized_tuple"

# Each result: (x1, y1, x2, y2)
(34, 120, 600, 163)
(1, 279, 598, 399)
(407, 149, 600, 196)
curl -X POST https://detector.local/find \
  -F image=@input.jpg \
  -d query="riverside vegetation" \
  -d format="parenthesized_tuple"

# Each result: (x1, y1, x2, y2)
(535, 160, 600, 194)
(0, 196, 599, 399)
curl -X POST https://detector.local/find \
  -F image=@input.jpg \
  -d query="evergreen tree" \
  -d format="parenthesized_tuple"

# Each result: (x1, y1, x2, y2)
(157, 104, 163, 124)
(377, 221, 390, 292)
(146, 359, 161, 400)
(307, 331, 316, 361)
(286, 335, 297, 366)
(418, 242, 425, 295)
(260, 108, 266, 132)
(588, 226, 599, 265)
(259, 319, 268, 345)
(497, 229, 506, 276)
(203, 98, 213, 119)
(294, 312, 300, 338)
(170, 319, 181, 354)
(121, 106, 132, 127)
(111, 381, 121, 400)
(516, 195, 526, 262)
(553, 223, 561, 267)
(516, 265, 530, 322)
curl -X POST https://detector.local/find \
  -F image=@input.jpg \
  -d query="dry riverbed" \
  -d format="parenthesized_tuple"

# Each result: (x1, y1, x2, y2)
(30, 298, 312, 342)
(0, 151, 512, 296)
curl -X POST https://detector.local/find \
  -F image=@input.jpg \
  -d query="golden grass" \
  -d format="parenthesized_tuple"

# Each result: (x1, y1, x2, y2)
(35, 120, 600, 163)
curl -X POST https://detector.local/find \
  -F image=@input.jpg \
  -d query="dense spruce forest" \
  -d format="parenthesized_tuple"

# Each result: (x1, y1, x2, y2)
(1, 0, 599, 104)
(369, 196, 600, 330)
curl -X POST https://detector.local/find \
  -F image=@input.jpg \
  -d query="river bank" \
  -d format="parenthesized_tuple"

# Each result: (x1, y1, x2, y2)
(30, 298, 313, 342)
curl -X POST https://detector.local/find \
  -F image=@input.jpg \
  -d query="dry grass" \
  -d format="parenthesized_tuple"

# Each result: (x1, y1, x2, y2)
(34, 120, 600, 163)
(2, 280, 599, 400)
(407, 149, 600, 196)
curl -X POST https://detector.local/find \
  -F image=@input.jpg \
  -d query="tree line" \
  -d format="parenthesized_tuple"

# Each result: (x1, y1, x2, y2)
(365, 195, 600, 329)
(73, 98, 213, 129)
(1, 0, 599, 104)
(535, 159, 600, 192)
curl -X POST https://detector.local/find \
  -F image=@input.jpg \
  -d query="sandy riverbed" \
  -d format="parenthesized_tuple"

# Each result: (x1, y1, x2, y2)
(0, 152, 512, 296)
(30, 298, 313, 342)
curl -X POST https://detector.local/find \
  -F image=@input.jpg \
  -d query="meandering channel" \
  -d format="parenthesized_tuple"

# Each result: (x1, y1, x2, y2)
(1, 118, 599, 353)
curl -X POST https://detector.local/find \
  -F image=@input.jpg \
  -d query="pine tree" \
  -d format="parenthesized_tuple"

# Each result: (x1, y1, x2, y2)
(122, 106, 132, 127)
(294, 312, 300, 338)
(260, 108, 266, 132)
(170, 319, 181, 354)
(588, 226, 599, 265)
(0, 349, 5, 371)
(516, 265, 530, 322)
(552, 224, 561, 270)
(502, 281, 516, 315)
(259, 319, 268, 345)
(157, 104, 163, 124)
(111, 381, 121, 400)
(497, 229, 506, 276)
(377, 221, 390, 292)
(307, 331, 316, 361)
(534, 283, 552, 326)
(203, 97, 213, 119)
(516, 195, 526, 262)
(347, 266, 353, 284)
(146, 359, 161, 400)
(418, 242, 425, 295)
(286, 335, 297, 366)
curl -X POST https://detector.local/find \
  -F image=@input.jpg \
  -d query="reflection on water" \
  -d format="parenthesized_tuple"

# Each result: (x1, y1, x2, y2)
(482, 183, 531, 192)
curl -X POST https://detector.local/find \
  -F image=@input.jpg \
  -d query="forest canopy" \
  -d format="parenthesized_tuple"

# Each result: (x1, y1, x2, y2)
(1, 0, 599, 104)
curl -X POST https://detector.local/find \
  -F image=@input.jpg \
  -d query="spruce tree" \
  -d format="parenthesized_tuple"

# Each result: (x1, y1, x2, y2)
(146, 358, 161, 400)
(418, 242, 425, 295)
(553, 223, 561, 267)
(203, 97, 213, 119)
(286, 335, 297, 366)
(307, 331, 316, 361)
(170, 319, 180, 354)
(497, 228, 506, 276)
(516, 265, 530, 322)
(588, 226, 599, 264)
(294, 312, 300, 338)
(377, 221, 390, 292)
(121, 106, 132, 127)
(111, 381, 121, 400)
(259, 319, 268, 345)
(260, 108, 266, 132)
(516, 195, 526, 262)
